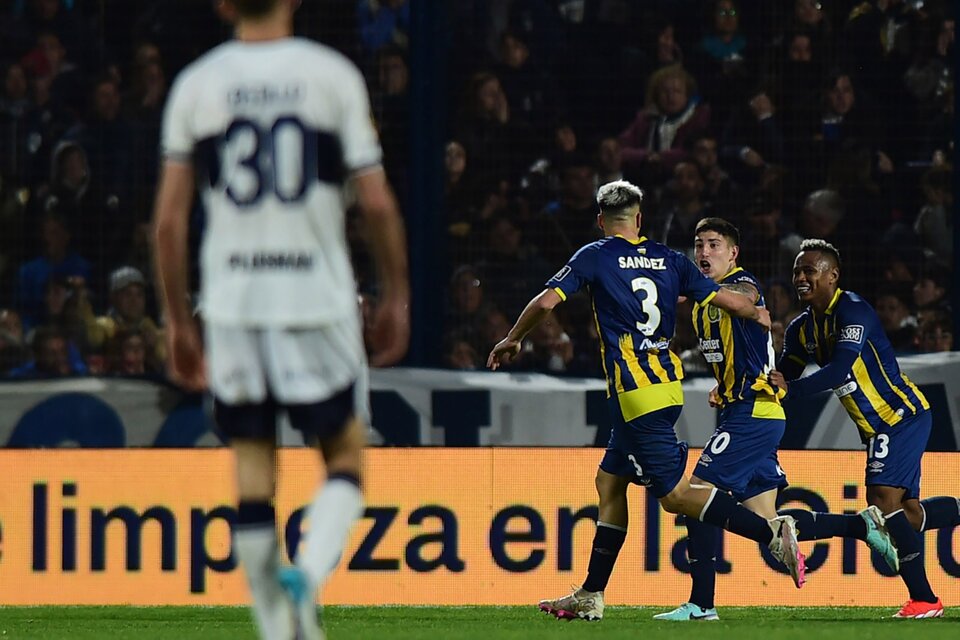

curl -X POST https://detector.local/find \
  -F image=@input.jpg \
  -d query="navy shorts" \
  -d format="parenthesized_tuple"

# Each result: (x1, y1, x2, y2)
(599, 400, 687, 498)
(864, 410, 931, 500)
(693, 398, 788, 501)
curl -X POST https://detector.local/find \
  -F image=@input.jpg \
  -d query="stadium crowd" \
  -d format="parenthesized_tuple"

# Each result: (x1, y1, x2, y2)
(0, 0, 953, 379)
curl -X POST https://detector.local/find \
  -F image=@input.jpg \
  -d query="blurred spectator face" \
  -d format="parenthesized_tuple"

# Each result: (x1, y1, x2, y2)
(445, 141, 466, 182)
(748, 205, 781, 239)
(499, 33, 529, 68)
(875, 294, 910, 333)
(134, 42, 162, 68)
(657, 25, 677, 63)
(883, 258, 914, 285)
(61, 147, 88, 190)
(918, 322, 952, 353)
(481, 309, 511, 348)
(561, 165, 596, 204)
(477, 77, 507, 120)
(44, 279, 68, 316)
(826, 75, 854, 116)
(0, 309, 23, 341)
(672, 162, 704, 201)
(5, 63, 27, 100)
(656, 75, 688, 116)
(714, 0, 739, 36)
(93, 80, 121, 121)
(114, 284, 146, 322)
(794, 0, 823, 26)
(445, 339, 479, 370)
(41, 216, 70, 260)
(37, 33, 65, 71)
(488, 217, 522, 256)
(378, 52, 408, 96)
(120, 334, 147, 375)
(766, 282, 794, 321)
(452, 269, 483, 313)
(913, 277, 945, 308)
(36, 335, 69, 375)
(691, 137, 718, 170)
(597, 137, 622, 174)
(788, 34, 812, 62)
(555, 125, 576, 154)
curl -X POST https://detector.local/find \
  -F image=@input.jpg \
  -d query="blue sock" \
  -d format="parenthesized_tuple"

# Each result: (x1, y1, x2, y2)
(701, 489, 772, 544)
(920, 497, 960, 531)
(582, 521, 627, 592)
(685, 516, 719, 610)
(779, 509, 866, 541)
(885, 509, 937, 603)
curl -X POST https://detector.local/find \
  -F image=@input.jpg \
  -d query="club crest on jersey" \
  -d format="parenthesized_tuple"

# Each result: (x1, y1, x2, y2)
(707, 305, 722, 323)
(551, 265, 571, 282)
(804, 342, 816, 353)
(838, 325, 864, 344)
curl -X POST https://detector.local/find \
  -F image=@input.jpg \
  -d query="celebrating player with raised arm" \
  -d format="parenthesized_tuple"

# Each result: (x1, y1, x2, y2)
(153, 1, 409, 638)
(770, 239, 960, 619)
(654, 220, 897, 622)
(488, 181, 805, 623)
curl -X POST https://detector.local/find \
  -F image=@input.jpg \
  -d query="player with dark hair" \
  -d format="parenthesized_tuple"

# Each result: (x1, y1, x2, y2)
(655, 220, 897, 621)
(488, 181, 806, 623)
(770, 239, 960, 619)
(154, 1, 409, 638)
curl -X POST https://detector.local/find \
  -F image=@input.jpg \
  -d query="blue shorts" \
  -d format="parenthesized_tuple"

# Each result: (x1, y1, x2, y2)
(864, 410, 931, 500)
(599, 400, 687, 499)
(693, 397, 788, 502)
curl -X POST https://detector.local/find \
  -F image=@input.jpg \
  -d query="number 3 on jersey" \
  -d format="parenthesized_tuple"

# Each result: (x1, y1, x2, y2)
(631, 277, 662, 336)
(221, 116, 308, 207)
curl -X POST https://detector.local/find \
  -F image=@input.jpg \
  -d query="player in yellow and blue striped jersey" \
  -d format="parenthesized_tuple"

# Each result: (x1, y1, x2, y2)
(655, 219, 897, 622)
(487, 181, 806, 623)
(771, 239, 960, 619)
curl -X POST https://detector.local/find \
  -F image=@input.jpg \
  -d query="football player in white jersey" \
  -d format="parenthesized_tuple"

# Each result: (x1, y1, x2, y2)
(153, 1, 409, 638)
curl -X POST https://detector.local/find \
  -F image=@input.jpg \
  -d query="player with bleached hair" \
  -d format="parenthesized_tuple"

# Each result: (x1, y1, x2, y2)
(153, 1, 409, 638)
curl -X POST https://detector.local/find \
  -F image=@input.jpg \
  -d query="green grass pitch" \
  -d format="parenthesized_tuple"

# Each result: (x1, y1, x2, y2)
(0, 606, 954, 639)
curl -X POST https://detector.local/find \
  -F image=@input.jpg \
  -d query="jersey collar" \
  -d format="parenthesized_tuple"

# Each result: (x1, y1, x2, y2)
(719, 266, 744, 282)
(824, 288, 843, 315)
(614, 234, 646, 245)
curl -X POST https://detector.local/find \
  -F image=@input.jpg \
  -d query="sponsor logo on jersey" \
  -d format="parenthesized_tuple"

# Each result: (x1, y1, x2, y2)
(551, 265, 571, 282)
(804, 342, 816, 353)
(229, 252, 313, 270)
(636, 338, 671, 350)
(704, 352, 724, 363)
(838, 325, 864, 344)
(699, 454, 713, 464)
(868, 461, 885, 472)
(618, 255, 666, 270)
(834, 381, 858, 397)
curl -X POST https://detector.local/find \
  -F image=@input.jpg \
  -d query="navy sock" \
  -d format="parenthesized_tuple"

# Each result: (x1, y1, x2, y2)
(582, 522, 627, 592)
(885, 510, 937, 603)
(779, 509, 866, 541)
(920, 497, 960, 531)
(237, 500, 275, 527)
(701, 489, 772, 544)
(685, 516, 719, 610)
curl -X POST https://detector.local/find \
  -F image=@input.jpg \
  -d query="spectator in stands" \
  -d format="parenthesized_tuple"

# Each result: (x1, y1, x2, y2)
(688, 133, 740, 214)
(618, 64, 711, 186)
(595, 136, 623, 185)
(494, 29, 560, 131)
(765, 278, 800, 325)
(374, 44, 409, 195)
(16, 211, 90, 328)
(914, 164, 952, 268)
(916, 311, 953, 353)
(535, 157, 599, 266)
(0, 307, 27, 373)
(477, 214, 552, 318)
(657, 160, 712, 257)
(691, 0, 754, 126)
(720, 84, 785, 188)
(357, 0, 410, 55)
(477, 306, 512, 357)
(912, 266, 950, 315)
(104, 326, 153, 376)
(445, 264, 491, 336)
(8, 324, 85, 377)
(442, 328, 481, 370)
(525, 317, 573, 373)
(875, 287, 917, 352)
(92, 266, 164, 369)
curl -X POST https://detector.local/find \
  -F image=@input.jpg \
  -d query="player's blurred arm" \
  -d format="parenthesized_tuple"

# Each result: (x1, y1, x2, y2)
(354, 168, 410, 367)
(487, 288, 563, 370)
(152, 160, 206, 390)
(770, 349, 858, 399)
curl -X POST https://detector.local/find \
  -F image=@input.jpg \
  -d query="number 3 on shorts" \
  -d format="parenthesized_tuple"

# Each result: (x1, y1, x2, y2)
(627, 454, 644, 477)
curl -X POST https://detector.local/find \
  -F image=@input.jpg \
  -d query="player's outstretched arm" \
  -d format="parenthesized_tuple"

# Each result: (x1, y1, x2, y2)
(487, 288, 563, 370)
(710, 288, 771, 330)
(354, 168, 410, 367)
(152, 160, 206, 391)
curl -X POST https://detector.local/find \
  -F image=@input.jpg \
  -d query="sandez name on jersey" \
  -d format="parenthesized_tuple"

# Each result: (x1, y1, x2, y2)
(161, 38, 381, 327)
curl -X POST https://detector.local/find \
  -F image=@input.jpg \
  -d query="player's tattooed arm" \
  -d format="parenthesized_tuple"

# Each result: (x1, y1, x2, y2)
(720, 281, 759, 304)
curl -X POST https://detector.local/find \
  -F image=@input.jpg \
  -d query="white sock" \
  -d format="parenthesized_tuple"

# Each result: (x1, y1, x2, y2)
(297, 476, 364, 590)
(234, 525, 293, 639)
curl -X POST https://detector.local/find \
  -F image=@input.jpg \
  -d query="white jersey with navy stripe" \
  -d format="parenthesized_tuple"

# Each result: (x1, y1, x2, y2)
(161, 37, 381, 327)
